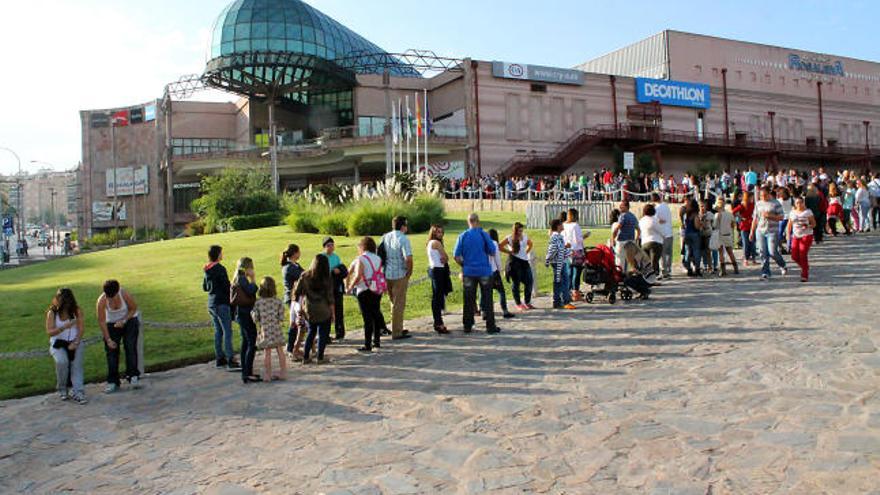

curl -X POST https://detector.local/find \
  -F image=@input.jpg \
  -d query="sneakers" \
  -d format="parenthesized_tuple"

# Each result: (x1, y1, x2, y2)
(391, 334, 412, 341)
(215, 358, 228, 368)
(761, 274, 769, 281)
(59, 391, 69, 401)
(502, 312, 516, 319)
(71, 392, 88, 405)
(526, 304, 536, 310)
(226, 359, 242, 371)
(516, 304, 528, 311)
(104, 383, 119, 394)
(563, 304, 577, 310)
(780, 267, 788, 276)
(129, 376, 141, 389)
(487, 328, 501, 334)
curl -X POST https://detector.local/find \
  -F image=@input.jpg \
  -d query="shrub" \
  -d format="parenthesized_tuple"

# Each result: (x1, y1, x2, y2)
(191, 168, 281, 233)
(408, 194, 445, 233)
(286, 212, 319, 234)
(185, 219, 205, 237)
(347, 203, 394, 236)
(222, 212, 281, 232)
(318, 212, 350, 236)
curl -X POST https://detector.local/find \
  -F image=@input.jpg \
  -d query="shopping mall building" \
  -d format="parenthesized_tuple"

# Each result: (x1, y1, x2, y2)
(77, 0, 880, 235)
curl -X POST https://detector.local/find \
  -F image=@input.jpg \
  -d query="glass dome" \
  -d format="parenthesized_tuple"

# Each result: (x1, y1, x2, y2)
(208, 0, 418, 77)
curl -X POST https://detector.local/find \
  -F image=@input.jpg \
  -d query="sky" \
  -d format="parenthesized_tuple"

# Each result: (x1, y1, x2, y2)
(0, 0, 877, 175)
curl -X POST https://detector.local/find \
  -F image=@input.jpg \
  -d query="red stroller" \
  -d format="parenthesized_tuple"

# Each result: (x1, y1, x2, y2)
(582, 245, 629, 303)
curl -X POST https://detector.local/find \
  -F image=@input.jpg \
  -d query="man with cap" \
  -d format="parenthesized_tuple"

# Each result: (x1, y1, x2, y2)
(322, 237, 347, 342)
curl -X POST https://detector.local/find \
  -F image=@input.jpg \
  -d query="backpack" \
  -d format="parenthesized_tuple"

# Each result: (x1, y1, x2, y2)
(362, 255, 387, 295)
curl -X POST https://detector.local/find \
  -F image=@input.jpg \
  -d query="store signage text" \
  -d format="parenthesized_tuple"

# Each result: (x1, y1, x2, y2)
(788, 54, 844, 77)
(492, 61, 585, 86)
(635, 78, 711, 109)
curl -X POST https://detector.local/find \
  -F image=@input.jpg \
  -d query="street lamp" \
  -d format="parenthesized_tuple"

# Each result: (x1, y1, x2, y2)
(0, 146, 23, 257)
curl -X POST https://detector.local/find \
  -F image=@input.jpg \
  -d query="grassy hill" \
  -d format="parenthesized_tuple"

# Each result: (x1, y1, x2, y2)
(0, 211, 612, 399)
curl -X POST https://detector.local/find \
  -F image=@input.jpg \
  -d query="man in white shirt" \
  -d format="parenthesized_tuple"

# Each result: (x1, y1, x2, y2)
(652, 193, 674, 279)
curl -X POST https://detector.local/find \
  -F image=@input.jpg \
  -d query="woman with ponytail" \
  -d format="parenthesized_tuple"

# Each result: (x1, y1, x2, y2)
(231, 257, 259, 383)
(280, 244, 305, 359)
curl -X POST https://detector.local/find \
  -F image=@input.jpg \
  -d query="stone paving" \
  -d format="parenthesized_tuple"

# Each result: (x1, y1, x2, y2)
(1, 234, 879, 494)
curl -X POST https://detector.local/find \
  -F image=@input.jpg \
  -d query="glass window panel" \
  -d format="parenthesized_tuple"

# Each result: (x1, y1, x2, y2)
(235, 23, 250, 39)
(252, 38, 268, 51)
(252, 22, 268, 38)
(269, 38, 284, 51)
(303, 42, 316, 55)
(222, 25, 235, 42)
(302, 26, 314, 42)
(287, 40, 303, 53)
(234, 39, 250, 52)
(235, 8, 251, 23)
(317, 45, 326, 58)
(268, 22, 284, 38)
(286, 23, 302, 39)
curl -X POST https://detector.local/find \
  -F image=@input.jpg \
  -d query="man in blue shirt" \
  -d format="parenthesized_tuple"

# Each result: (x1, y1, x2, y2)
(745, 167, 758, 192)
(453, 213, 500, 334)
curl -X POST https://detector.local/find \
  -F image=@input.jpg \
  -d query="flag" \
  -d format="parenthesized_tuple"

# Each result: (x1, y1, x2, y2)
(424, 90, 431, 135)
(391, 101, 399, 145)
(415, 92, 422, 137)
(405, 96, 412, 140)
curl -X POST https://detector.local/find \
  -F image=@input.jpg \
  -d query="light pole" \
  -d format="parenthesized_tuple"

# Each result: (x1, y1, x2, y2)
(0, 146, 23, 256)
(49, 187, 57, 254)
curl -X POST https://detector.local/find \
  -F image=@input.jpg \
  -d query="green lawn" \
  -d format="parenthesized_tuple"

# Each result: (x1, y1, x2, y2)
(0, 211, 612, 399)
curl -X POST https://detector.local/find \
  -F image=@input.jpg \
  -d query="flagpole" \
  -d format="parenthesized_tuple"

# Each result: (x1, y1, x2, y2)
(405, 95, 411, 174)
(398, 97, 403, 174)
(415, 92, 420, 174)
(424, 88, 429, 172)
(390, 100, 396, 175)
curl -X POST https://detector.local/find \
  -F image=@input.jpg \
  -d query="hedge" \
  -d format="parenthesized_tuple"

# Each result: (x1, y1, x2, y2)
(287, 194, 444, 237)
(221, 212, 282, 231)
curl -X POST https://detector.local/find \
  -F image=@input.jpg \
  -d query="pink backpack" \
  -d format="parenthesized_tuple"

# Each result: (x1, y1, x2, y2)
(362, 255, 387, 295)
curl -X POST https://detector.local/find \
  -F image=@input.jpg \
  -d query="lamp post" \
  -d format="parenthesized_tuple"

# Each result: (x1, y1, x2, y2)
(49, 187, 57, 254)
(0, 146, 23, 257)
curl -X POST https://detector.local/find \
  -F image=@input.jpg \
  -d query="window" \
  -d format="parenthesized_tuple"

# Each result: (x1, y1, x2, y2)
(530, 83, 547, 93)
(172, 138, 233, 156)
(357, 116, 385, 137)
(173, 185, 200, 214)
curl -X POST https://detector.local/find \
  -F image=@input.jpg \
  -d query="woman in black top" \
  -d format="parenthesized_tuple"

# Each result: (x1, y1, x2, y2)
(281, 244, 305, 358)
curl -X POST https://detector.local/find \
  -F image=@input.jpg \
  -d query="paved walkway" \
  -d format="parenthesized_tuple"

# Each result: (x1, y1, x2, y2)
(2, 234, 879, 494)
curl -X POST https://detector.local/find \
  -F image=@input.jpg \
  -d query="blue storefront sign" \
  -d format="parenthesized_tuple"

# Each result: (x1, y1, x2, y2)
(636, 78, 711, 109)
(788, 54, 844, 77)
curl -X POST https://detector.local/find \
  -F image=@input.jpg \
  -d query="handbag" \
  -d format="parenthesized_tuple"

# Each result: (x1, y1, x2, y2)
(230, 282, 256, 307)
(709, 231, 721, 251)
(571, 249, 586, 267)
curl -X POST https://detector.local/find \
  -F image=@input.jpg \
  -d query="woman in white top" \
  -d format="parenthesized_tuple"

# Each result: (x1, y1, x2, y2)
(638, 204, 664, 276)
(714, 199, 739, 276)
(499, 222, 534, 310)
(486, 229, 515, 319)
(46, 288, 87, 404)
(96, 279, 141, 393)
(563, 208, 590, 301)
(787, 196, 817, 282)
(424, 225, 452, 334)
(346, 236, 391, 351)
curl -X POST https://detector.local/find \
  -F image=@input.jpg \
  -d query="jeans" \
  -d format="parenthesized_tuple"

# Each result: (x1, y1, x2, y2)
(304, 320, 331, 360)
(237, 309, 257, 379)
(643, 241, 662, 276)
(756, 230, 786, 277)
(552, 264, 572, 307)
(104, 318, 140, 385)
(682, 232, 702, 273)
(740, 230, 756, 261)
(463, 275, 496, 331)
(778, 219, 789, 247)
(481, 271, 511, 314)
(333, 291, 345, 339)
(700, 236, 713, 271)
(790, 235, 813, 280)
(50, 340, 85, 396)
(509, 257, 533, 306)
(357, 290, 383, 350)
(858, 201, 872, 231)
(570, 257, 584, 293)
(208, 304, 234, 361)
(429, 268, 446, 327)
(661, 236, 673, 276)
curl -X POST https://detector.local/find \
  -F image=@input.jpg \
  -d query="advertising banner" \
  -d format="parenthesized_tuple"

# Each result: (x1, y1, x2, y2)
(422, 161, 465, 180)
(144, 104, 156, 122)
(492, 61, 585, 86)
(92, 202, 113, 222)
(636, 77, 711, 109)
(106, 166, 148, 196)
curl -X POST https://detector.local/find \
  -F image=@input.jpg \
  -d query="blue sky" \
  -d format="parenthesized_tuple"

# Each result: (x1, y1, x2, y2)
(0, 0, 876, 173)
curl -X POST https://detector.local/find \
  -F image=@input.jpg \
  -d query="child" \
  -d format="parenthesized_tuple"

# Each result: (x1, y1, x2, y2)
(486, 229, 515, 319)
(251, 277, 287, 381)
(546, 219, 575, 310)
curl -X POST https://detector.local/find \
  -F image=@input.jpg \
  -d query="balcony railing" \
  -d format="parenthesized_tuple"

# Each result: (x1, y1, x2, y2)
(320, 124, 467, 142)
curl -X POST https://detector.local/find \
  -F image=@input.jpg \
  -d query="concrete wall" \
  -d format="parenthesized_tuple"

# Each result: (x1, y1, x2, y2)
(444, 199, 683, 222)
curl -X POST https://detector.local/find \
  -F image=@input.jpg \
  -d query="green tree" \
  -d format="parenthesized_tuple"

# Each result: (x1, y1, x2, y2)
(191, 167, 280, 233)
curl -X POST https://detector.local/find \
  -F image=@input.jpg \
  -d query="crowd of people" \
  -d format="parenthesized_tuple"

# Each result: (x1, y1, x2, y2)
(44, 167, 880, 403)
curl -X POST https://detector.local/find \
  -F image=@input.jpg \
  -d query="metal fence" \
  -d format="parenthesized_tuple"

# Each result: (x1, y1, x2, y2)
(525, 201, 615, 229)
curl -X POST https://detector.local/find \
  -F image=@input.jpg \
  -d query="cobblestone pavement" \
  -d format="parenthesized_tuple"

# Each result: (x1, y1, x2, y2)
(2, 234, 879, 494)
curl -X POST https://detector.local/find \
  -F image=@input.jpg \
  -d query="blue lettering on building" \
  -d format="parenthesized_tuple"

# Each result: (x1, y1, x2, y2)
(635, 78, 711, 109)
(788, 54, 845, 77)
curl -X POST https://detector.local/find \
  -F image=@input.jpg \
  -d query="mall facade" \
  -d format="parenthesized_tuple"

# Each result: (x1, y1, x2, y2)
(77, 0, 880, 236)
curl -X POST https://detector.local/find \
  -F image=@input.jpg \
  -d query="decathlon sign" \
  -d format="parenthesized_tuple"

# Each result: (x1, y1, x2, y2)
(636, 78, 711, 109)
(492, 61, 585, 86)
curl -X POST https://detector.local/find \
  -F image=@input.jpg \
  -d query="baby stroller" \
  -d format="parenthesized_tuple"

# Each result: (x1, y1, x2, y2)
(582, 245, 629, 303)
